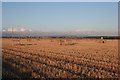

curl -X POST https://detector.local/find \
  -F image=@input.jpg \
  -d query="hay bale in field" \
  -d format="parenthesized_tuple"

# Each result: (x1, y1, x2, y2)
(101, 37, 105, 43)
(99, 40, 105, 44)
(58, 39, 77, 45)
(102, 40, 105, 43)
(97, 37, 106, 44)
(64, 39, 77, 45)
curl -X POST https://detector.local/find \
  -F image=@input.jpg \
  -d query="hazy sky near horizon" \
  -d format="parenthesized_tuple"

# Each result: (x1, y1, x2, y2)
(2, 2, 118, 32)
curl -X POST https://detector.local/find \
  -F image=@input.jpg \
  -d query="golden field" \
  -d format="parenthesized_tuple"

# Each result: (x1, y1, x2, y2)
(2, 38, 119, 79)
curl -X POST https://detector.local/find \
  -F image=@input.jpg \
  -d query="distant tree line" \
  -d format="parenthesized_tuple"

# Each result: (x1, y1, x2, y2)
(1, 36, 120, 39)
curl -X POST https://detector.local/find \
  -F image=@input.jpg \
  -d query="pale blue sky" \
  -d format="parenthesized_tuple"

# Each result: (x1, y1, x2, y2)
(1, 0, 119, 2)
(2, 2, 118, 32)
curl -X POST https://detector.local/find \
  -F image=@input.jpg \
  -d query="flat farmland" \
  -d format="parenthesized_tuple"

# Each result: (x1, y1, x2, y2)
(2, 38, 119, 79)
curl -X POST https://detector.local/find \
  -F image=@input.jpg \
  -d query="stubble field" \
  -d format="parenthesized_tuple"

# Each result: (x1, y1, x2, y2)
(2, 38, 119, 79)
